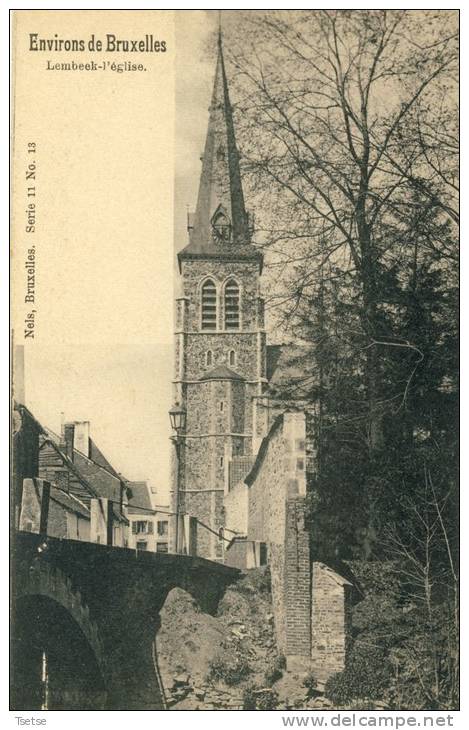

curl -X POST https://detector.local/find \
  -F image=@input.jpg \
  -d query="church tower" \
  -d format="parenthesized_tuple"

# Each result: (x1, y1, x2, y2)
(172, 34, 266, 561)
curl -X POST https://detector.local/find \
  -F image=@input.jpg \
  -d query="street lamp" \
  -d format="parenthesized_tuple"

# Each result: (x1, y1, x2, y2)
(169, 403, 186, 553)
(169, 403, 186, 434)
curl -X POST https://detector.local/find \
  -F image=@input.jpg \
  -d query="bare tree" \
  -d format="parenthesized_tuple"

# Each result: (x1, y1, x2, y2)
(384, 469, 458, 708)
(226, 9, 458, 450)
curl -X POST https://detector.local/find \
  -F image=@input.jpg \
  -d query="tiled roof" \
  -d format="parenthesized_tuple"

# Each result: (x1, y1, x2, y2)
(40, 438, 99, 500)
(127, 481, 153, 512)
(50, 486, 90, 519)
(88, 438, 122, 479)
(15, 403, 46, 434)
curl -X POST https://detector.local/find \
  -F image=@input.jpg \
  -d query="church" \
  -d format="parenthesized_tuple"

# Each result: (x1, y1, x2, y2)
(171, 33, 276, 562)
(170, 34, 354, 679)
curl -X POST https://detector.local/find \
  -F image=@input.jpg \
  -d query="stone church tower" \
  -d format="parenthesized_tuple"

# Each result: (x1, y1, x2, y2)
(172, 35, 267, 561)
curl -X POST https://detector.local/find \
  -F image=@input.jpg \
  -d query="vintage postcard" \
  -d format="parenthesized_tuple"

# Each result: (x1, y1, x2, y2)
(10, 8, 459, 717)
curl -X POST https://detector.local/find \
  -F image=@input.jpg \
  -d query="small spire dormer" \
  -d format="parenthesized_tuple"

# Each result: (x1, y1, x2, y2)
(178, 33, 263, 272)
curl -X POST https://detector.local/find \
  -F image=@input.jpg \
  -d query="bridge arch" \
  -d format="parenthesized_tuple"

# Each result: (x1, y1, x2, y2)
(12, 532, 240, 709)
(13, 560, 107, 709)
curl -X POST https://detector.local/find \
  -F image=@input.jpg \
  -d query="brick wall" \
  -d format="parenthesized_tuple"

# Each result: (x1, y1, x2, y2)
(284, 498, 312, 668)
(245, 412, 311, 664)
(311, 562, 352, 681)
(228, 456, 254, 491)
(241, 411, 352, 678)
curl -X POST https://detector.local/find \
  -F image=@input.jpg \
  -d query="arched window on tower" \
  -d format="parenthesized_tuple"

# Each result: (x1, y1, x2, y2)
(224, 279, 240, 330)
(229, 350, 236, 367)
(206, 350, 213, 366)
(201, 279, 217, 330)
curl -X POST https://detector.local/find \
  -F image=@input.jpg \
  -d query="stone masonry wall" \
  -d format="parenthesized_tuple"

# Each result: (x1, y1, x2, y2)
(174, 256, 266, 560)
(246, 412, 310, 664)
(224, 479, 248, 535)
(178, 331, 261, 382)
(180, 259, 262, 336)
(242, 411, 352, 678)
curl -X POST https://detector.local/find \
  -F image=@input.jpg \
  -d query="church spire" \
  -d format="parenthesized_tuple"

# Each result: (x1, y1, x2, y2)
(178, 31, 262, 270)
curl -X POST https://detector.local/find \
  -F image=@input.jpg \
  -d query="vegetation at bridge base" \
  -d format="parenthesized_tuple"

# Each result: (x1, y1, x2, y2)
(206, 648, 252, 686)
(225, 8, 458, 710)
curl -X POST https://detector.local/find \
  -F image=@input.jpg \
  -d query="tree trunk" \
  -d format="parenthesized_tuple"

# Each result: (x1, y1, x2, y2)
(356, 190, 384, 453)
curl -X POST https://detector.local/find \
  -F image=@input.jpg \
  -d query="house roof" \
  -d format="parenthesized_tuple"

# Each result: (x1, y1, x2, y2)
(178, 34, 262, 273)
(200, 364, 245, 382)
(39, 435, 129, 524)
(15, 403, 47, 434)
(127, 481, 153, 513)
(88, 438, 122, 479)
(39, 438, 100, 499)
(50, 486, 90, 519)
(17, 403, 131, 525)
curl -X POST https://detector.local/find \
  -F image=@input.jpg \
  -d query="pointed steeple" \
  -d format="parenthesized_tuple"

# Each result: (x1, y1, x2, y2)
(178, 33, 262, 271)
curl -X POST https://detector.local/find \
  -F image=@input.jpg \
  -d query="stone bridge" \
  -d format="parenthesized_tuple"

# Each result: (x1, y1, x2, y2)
(11, 530, 239, 710)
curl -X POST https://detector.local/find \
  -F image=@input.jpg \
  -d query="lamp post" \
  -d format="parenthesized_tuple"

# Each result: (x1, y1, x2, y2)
(169, 402, 186, 554)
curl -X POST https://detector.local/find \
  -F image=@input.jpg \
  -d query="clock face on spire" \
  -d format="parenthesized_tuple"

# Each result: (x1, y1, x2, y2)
(211, 206, 232, 244)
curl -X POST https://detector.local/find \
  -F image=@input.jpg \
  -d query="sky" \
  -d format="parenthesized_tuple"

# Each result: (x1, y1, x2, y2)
(13, 10, 220, 505)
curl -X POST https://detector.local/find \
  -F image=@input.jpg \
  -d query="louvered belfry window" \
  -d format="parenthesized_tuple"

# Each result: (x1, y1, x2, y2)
(201, 279, 217, 330)
(224, 279, 240, 330)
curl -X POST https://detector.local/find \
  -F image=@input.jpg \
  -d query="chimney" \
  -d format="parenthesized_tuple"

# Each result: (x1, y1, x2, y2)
(13, 344, 25, 405)
(63, 423, 75, 461)
(73, 421, 90, 457)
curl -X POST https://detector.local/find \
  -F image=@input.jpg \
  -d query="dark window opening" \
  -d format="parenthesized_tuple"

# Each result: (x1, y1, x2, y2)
(157, 520, 168, 537)
(201, 279, 217, 330)
(132, 520, 153, 535)
(224, 279, 240, 330)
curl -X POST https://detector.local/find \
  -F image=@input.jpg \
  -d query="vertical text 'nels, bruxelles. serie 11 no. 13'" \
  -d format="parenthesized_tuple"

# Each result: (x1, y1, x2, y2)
(24, 141, 37, 339)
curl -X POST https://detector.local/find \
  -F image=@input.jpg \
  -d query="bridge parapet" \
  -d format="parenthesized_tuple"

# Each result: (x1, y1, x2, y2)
(12, 530, 239, 709)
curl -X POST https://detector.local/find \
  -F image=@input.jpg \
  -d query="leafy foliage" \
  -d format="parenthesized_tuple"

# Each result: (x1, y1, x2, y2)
(222, 10, 459, 708)
(243, 685, 279, 710)
(341, 559, 458, 709)
(264, 654, 286, 685)
(302, 671, 318, 698)
(325, 646, 392, 705)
